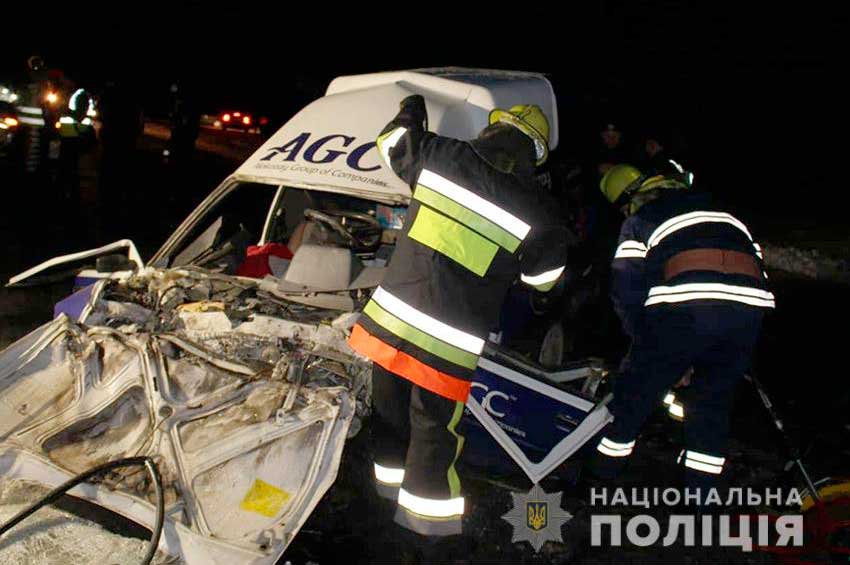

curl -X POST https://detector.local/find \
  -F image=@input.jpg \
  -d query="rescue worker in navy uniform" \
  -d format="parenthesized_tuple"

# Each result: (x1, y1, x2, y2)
(586, 163, 775, 490)
(348, 95, 568, 545)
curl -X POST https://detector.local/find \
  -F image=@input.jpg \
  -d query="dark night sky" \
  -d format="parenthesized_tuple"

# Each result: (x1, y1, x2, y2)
(3, 1, 846, 223)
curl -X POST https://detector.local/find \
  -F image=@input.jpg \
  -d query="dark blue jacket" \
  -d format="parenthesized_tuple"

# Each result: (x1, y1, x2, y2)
(611, 189, 774, 337)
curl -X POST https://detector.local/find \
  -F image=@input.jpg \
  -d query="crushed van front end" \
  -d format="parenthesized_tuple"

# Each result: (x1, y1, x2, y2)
(0, 267, 370, 564)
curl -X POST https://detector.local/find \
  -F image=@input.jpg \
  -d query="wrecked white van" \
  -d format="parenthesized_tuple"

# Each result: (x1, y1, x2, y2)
(0, 69, 611, 564)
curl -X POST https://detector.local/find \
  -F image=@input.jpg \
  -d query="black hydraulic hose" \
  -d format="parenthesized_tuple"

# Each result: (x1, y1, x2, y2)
(0, 456, 165, 565)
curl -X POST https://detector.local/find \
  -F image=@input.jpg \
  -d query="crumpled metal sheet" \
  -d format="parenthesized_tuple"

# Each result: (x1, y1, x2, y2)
(0, 268, 370, 564)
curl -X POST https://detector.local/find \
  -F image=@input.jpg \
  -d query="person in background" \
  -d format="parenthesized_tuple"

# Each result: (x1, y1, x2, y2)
(55, 87, 96, 202)
(633, 121, 694, 186)
(594, 119, 629, 180)
(167, 80, 200, 167)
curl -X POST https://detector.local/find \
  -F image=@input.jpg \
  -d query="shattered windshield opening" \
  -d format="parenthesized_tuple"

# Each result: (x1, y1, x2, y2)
(165, 183, 407, 286)
(168, 182, 277, 270)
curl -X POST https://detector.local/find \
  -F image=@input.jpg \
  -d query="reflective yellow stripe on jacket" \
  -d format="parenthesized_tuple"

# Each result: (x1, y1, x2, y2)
(362, 286, 485, 370)
(409, 169, 530, 276)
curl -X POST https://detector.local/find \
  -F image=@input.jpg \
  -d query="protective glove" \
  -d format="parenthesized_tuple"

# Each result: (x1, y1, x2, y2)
(399, 94, 428, 131)
(400, 94, 426, 114)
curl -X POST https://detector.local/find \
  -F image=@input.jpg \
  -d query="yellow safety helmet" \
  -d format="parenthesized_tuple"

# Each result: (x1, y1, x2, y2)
(489, 104, 550, 166)
(599, 163, 647, 204)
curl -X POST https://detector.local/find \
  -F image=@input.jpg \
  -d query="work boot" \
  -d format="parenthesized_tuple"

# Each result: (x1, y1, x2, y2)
(372, 521, 425, 564)
(420, 532, 475, 565)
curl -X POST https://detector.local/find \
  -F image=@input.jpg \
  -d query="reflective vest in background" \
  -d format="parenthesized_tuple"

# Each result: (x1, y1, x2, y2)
(57, 115, 94, 138)
(14, 82, 49, 128)
(57, 89, 95, 138)
(0, 84, 18, 104)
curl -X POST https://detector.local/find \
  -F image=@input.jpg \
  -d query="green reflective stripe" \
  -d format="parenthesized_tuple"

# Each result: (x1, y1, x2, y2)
(408, 207, 499, 277)
(375, 129, 393, 165)
(528, 278, 558, 292)
(363, 300, 479, 369)
(414, 184, 521, 253)
(446, 401, 466, 498)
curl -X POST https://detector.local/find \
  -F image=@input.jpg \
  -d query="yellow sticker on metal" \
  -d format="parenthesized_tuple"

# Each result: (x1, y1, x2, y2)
(176, 301, 225, 313)
(240, 479, 291, 518)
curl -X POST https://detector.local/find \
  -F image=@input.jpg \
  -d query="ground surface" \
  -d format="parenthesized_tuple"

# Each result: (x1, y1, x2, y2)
(0, 126, 848, 564)
(0, 480, 172, 565)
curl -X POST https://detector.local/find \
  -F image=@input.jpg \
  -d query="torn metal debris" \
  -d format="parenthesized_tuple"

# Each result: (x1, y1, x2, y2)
(0, 268, 370, 564)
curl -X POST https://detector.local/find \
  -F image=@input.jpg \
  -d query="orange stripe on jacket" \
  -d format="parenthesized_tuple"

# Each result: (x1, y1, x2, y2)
(348, 324, 471, 402)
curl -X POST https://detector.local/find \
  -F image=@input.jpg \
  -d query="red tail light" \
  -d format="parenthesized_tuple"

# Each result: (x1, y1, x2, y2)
(242, 116, 251, 125)
(259, 117, 269, 125)
(233, 112, 241, 117)
(222, 113, 231, 122)
(2, 116, 18, 127)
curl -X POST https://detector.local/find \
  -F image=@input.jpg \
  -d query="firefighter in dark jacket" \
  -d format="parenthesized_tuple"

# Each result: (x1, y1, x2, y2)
(587, 164, 774, 489)
(348, 95, 568, 537)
